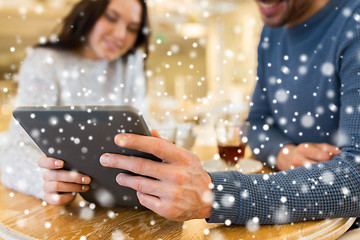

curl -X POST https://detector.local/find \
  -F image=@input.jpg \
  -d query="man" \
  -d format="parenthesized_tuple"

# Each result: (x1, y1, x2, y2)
(100, 0, 360, 225)
(98, 0, 360, 224)
(42, 0, 360, 225)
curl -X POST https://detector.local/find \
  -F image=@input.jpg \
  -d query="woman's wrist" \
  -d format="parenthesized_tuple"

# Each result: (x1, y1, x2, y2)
(276, 144, 296, 170)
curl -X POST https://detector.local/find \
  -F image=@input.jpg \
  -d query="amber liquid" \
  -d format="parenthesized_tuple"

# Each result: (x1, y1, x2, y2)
(218, 144, 246, 165)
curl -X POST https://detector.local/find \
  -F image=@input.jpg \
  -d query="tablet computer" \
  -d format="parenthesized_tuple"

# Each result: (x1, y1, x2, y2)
(13, 105, 161, 208)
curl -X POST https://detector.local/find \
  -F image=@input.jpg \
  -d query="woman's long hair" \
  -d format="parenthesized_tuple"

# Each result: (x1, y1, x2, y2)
(39, 0, 150, 58)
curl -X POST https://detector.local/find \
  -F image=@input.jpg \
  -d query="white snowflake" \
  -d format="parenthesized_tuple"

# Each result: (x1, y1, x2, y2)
(202, 190, 213, 204)
(79, 207, 94, 219)
(241, 190, 249, 199)
(326, 90, 335, 99)
(332, 130, 348, 146)
(321, 62, 335, 76)
(300, 54, 308, 62)
(94, 188, 116, 207)
(246, 217, 259, 232)
(300, 114, 315, 128)
(298, 65, 308, 75)
(203, 228, 210, 235)
(224, 219, 232, 226)
(345, 106, 354, 114)
(44, 222, 51, 229)
(111, 229, 126, 240)
(64, 114, 73, 123)
(81, 147, 88, 154)
(281, 66, 290, 75)
(320, 171, 334, 185)
(30, 129, 40, 138)
(342, 8, 352, 17)
(48, 147, 55, 154)
(279, 117, 287, 125)
(275, 89, 288, 103)
(221, 194, 235, 207)
(342, 187, 350, 196)
(262, 42, 269, 49)
(329, 103, 338, 112)
(107, 210, 116, 219)
(346, 31, 354, 39)
(301, 184, 309, 193)
(274, 205, 289, 224)
(268, 155, 276, 166)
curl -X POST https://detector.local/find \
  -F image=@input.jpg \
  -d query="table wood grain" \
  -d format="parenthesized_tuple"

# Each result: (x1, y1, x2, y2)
(0, 145, 355, 240)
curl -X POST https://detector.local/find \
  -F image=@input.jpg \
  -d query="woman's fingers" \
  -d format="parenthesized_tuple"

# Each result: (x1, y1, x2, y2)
(150, 129, 161, 138)
(44, 193, 76, 206)
(318, 143, 341, 157)
(43, 170, 91, 184)
(298, 143, 340, 162)
(43, 181, 89, 193)
(38, 157, 64, 169)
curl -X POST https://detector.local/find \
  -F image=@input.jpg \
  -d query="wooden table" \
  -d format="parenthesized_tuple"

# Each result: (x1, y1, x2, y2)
(0, 146, 355, 240)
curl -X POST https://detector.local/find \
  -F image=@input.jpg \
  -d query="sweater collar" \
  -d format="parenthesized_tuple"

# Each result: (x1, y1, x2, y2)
(284, 0, 347, 40)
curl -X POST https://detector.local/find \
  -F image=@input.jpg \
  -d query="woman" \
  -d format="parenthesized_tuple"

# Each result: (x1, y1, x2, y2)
(0, 0, 150, 205)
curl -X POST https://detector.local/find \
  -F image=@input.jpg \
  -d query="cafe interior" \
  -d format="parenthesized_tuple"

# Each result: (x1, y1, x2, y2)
(0, 0, 261, 138)
(0, 0, 358, 239)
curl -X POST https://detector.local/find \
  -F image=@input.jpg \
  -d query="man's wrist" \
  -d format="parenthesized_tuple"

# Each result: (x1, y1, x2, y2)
(201, 172, 213, 219)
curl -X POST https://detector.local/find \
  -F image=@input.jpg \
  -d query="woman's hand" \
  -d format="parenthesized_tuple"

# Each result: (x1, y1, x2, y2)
(99, 130, 213, 222)
(38, 157, 91, 205)
(276, 143, 341, 170)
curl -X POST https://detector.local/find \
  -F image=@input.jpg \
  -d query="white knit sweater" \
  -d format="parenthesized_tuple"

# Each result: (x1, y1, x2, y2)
(0, 47, 147, 199)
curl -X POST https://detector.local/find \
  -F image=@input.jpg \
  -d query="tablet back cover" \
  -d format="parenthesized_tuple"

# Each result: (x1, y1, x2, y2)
(13, 105, 160, 208)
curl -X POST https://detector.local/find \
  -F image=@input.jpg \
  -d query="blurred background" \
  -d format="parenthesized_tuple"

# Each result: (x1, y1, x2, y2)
(0, 0, 262, 147)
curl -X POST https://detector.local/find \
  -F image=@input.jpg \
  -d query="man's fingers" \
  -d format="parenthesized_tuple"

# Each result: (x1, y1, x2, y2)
(43, 170, 91, 184)
(100, 153, 172, 180)
(136, 191, 182, 221)
(38, 157, 64, 169)
(113, 133, 192, 163)
(44, 193, 76, 206)
(43, 181, 89, 193)
(136, 191, 163, 213)
(116, 173, 166, 197)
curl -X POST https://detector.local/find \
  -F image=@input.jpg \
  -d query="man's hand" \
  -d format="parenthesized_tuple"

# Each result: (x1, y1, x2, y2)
(99, 130, 213, 222)
(38, 157, 91, 205)
(276, 143, 341, 171)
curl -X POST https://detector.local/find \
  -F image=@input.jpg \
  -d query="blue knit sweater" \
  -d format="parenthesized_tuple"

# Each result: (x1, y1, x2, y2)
(208, 0, 360, 225)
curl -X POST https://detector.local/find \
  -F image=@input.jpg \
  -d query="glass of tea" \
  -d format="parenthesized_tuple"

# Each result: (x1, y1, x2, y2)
(215, 121, 249, 166)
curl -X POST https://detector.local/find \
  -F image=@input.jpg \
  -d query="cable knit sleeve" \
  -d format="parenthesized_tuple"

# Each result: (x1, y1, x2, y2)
(208, 2, 360, 225)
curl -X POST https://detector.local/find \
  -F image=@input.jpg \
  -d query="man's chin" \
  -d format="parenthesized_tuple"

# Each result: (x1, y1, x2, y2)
(261, 16, 287, 27)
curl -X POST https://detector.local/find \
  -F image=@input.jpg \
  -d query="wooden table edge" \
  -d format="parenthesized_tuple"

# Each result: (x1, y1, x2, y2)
(269, 217, 356, 240)
(305, 217, 356, 240)
(0, 221, 39, 240)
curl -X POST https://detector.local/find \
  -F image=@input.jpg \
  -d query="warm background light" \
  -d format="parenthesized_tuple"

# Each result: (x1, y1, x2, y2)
(0, 0, 262, 144)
